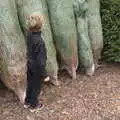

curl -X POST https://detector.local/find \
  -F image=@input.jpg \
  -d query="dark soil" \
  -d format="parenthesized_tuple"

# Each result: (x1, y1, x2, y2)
(0, 63, 120, 120)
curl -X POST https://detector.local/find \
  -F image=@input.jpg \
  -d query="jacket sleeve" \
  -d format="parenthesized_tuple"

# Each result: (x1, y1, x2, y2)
(36, 42, 48, 77)
(36, 42, 47, 67)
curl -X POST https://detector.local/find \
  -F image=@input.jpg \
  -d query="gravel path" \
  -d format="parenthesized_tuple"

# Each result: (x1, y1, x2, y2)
(0, 63, 120, 120)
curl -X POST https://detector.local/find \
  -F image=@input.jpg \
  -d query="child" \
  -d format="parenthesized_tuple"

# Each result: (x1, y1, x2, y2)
(24, 13, 49, 112)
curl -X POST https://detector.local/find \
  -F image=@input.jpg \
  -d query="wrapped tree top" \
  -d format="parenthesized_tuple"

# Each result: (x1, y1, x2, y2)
(0, 0, 27, 103)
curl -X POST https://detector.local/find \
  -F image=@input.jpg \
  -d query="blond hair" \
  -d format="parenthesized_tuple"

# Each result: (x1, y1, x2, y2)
(27, 12, 44, 32)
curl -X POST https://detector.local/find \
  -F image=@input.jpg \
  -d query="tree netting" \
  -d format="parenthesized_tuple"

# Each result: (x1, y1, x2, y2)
(101, 0, 120, 62)
(73, 0, 95, 76)
(88, 0, 103, 67)
(16, 0, 59, 85)
(46, 0, 78, 79)
(0, 0, 27, 103)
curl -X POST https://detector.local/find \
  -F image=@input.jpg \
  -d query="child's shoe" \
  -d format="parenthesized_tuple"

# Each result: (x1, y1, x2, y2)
(24, 102, 30, 109)
(29, 103, 44, 113)
(44, 76, 50, 82)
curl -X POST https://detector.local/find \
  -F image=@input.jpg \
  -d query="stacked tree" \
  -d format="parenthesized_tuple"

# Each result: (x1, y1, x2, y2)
(101, 0, 120, 62)
(73, 0, 95, 76)
(88, 0, 103, 67)
(46, 0, 78, 79)
(0, 0, 27, 103)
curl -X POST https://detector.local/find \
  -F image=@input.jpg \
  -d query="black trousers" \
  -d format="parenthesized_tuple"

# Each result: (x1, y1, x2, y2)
(25, 68, 43, 107)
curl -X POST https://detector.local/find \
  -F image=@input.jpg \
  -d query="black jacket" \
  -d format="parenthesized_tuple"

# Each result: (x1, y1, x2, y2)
(27, 31, 47, 76)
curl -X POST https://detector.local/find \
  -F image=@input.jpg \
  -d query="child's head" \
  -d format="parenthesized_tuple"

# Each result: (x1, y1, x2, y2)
(27, 13, 44, 32)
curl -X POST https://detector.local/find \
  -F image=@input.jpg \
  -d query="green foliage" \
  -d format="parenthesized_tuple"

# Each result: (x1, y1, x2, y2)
(101, 0, 120, 62)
